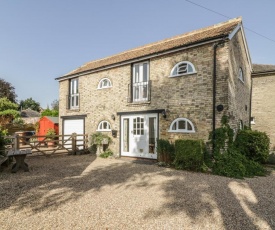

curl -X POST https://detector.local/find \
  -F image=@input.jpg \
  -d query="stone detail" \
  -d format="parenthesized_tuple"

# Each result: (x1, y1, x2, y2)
(252, 73, 275, 149)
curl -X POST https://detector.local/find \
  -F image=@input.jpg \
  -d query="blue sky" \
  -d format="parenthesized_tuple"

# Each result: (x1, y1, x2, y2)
(0, 0, 274, 108)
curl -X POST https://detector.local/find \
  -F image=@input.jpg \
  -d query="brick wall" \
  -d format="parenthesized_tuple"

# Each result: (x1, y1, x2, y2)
(252, 73, 275, 149)
(227, 30, 252, 132)
(58, 32, 251, 155)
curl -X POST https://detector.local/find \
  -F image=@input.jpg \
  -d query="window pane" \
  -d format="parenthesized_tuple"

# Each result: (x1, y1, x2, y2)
(187, 122, 192, 130)
(178, 63, 187, 74)
(178, 120, 186, 129)
(134, 65, 139, 83)
(75, 96, 79, 106)
(187, 64, 193, 73)
(143, 63, 148, 82)
(172, 122, 177, 130)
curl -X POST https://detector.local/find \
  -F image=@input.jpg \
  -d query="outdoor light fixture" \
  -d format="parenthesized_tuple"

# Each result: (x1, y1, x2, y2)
(162, 110, 167, 119)
(111, 114, 115, 120)
(217, 104, 224, 112)
(162, 109, 170, 119)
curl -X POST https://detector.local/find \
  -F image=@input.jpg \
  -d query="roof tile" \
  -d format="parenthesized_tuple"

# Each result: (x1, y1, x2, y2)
(62, 17, 242, 78)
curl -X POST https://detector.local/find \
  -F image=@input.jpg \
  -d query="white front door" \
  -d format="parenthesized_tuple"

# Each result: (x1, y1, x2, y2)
(121, 114, 158, 159)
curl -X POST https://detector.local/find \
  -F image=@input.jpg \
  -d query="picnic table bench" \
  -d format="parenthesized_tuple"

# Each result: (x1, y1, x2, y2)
(7, 149, 32, 173)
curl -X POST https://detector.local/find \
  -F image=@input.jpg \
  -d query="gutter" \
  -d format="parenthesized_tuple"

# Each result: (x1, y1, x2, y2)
(212, 40, 225, 152)
(56, 36, 227, 81)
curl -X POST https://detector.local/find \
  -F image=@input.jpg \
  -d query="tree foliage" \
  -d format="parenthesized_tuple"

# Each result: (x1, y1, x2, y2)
(19, 97, 41, 112)
(51, 99, 59, 110)
(41, 109, 58, 117)
(0, 78, 17, 103)
(0, 98, 19, 125)
(0, 97, 18, 111)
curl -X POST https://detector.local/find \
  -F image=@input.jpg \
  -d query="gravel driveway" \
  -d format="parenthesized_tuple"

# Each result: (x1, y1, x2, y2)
(0, 154, 274, 230)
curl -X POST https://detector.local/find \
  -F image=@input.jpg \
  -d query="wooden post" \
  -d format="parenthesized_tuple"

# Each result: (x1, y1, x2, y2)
(14, 134, 19, 150)
(72, 133, 77, 155)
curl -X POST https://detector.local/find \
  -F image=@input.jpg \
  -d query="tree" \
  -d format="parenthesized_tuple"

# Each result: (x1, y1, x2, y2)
(41, 108, 58, 117)
(0, 97, 18, 111)
(19, 97, 41, 112)
(51, 99, 59, 110)
(0, 78, 17, 103)
(0, 97, 19, 125)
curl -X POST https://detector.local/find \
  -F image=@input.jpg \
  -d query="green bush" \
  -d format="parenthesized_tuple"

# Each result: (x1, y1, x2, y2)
(174, 139, 205, 171)
(212, 148, 266, 179)
(208, 115, 234, 157)
(99, 148, 113, 158)
(234, 130, 270, 163)
(0, 127, 7, 157)
(157, 139, 175, 163)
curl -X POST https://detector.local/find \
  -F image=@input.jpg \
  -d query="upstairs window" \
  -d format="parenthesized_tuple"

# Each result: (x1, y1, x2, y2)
(69, 78, 79, 109)
(98, 78, 112, 89)
(169, 118, 195, 133)
(239, 68, 244, 82)
(132, 62, 149, 102)
(97, 121, 111, 131)
(170, 61, 196, 77)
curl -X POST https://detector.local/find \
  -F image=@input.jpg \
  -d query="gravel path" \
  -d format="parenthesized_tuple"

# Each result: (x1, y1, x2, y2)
(0, 154, 274, 230)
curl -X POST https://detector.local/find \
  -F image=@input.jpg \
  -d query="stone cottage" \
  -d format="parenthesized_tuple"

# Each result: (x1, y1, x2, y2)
(251, 64, 275, 149)
(56, 17, 252, 159)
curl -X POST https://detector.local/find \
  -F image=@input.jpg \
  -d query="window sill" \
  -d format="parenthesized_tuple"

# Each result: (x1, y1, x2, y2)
(169, 72, 197, 78)
(67, 108, 80, 112)
(127, 101, 151, 106)
(168, 130, 195, 133)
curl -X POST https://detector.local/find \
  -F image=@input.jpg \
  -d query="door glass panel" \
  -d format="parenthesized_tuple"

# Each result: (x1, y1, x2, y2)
(123, 119, 129, 152)
(149, 117, 156, 153)
(133, 117, 144, 136)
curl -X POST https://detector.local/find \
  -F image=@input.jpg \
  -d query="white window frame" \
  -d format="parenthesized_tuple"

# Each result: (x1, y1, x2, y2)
(168, 118, 195, 133)
(98, 78, 112, 89)
(70, 78, 79, 109)
(132, 61, 149, 102)
(97, 121, 111, 131)
(170, 61, 196, 77)
(238, 67, 244, 83)
(250, 117, 255, 125)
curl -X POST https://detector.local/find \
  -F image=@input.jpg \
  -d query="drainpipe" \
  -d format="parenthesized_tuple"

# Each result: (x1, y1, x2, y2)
(212, 41, 224, 152)
(249, 76, 253, 129)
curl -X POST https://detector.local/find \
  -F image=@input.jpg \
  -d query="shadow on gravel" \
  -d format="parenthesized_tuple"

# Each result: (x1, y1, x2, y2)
(0, 155, 274, 230)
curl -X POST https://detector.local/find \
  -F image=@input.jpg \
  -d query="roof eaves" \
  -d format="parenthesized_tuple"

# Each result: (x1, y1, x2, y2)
(55, 35, 228, 81)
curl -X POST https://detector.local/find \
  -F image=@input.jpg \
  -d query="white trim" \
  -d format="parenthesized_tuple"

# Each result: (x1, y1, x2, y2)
(97, 121, 111, 131)
(169, 61, 197, 77)
(228, 23, 241, 40)
(97, 78, 112, 89)
(168, 118, 195, 133)
(228, 23, 252, 72)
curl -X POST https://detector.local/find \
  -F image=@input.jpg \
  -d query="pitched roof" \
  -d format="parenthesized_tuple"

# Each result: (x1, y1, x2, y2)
(57, 17, 242, 80)
(252, 64, 275, 74)
(45, 116, 59, 124)
(21, 108, 40, 118)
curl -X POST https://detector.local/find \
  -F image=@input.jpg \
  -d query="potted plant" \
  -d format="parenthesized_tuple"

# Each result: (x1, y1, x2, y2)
(46, 128, 56, 147)
(90, 132, 112, 154)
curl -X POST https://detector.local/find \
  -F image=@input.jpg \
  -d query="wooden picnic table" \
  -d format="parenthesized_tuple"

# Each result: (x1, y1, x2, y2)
(7, 149, 32, 173)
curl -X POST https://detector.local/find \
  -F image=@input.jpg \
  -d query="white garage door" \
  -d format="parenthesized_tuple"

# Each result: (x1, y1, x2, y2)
(63, 119, 84, 150)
